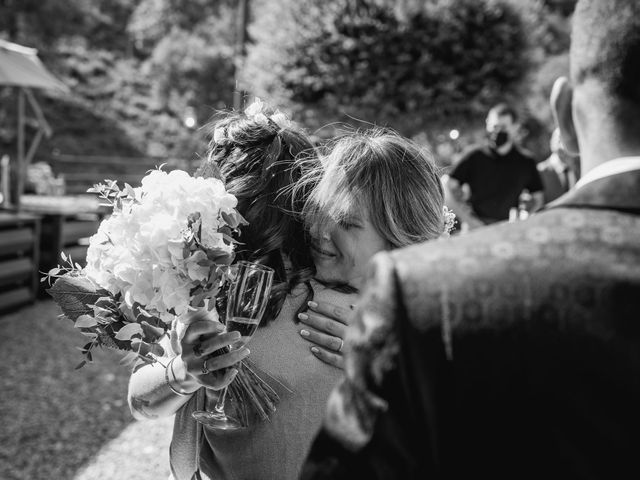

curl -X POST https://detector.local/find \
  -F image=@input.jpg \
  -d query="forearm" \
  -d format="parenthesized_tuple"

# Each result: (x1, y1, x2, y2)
(127, 357, 200, 420)
(442, 175, 482, 226)
(448, 198, 482, 225)
(531, 192, 545, 212)
(444, 182, 483, 227)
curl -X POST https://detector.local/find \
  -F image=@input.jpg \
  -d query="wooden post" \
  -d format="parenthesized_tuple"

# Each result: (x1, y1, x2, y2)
(25, 129, 44, 166)
(233, 0, 250, 111)
(24, 88, 52, 137)
(13, 87, 26, 208)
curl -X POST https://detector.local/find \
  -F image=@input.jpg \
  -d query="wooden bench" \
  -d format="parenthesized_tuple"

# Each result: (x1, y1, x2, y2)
(19, 195, 109, 297)
(0, 212, 40, 312)
(48, 154, 194, 195)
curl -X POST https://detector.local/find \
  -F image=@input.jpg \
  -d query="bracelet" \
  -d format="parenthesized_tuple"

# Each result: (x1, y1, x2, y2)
(165, 358, 193, 397)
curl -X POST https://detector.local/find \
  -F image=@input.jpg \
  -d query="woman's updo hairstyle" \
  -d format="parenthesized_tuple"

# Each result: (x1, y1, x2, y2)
(196, 99, 318, 323)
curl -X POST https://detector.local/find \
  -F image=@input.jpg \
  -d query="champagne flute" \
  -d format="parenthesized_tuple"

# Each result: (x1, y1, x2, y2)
(192, 261, 274, 429)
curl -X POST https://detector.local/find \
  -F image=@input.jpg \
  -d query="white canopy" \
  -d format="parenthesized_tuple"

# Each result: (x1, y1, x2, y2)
(0, 39, 68, 92)
(0, 39, 69, 208)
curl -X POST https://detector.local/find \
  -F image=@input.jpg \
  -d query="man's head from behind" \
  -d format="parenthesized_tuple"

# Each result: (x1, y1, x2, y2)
(552, 0, 640, 166)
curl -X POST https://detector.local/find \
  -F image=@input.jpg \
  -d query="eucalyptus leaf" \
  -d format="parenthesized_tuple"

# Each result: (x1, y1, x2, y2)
(140, 321, 166, 342)
(130, 339, 158, 358)
(47, 274, 111, 321)
(75, 315, 98, 328)
(124, 182, 136, 199)
(119, 351, 139, 366)
(114, 323, 143, 341)
(221, 211, 240, 229)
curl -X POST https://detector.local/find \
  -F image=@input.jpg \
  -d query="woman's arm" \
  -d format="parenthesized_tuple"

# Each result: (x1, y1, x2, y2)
(127, 311, 250, 420)
(127, 351, 198, 420)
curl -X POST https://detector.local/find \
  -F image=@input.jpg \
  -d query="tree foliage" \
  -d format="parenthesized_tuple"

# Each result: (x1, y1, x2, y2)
(0, 0, 575, 162)
(246, 0, 534, 137)
(0, 0, 136, 53)
(0, 0, 237, 159)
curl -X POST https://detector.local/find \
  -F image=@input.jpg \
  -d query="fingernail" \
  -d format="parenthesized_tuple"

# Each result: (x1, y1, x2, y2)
(308, 301, 318, 308)
(298, 313, 308, 321)
(231, 331, 242, 339)
(310, 346, 319, 354)
(300, 329, 310, 337)
(243, 348, 250, 355)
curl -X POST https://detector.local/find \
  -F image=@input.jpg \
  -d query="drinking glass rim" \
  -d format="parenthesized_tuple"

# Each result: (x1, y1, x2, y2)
(234, 260, 275, 274)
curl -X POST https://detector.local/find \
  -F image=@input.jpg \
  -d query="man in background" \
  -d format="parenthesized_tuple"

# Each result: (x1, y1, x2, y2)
(445, 103, 544, 229)
(301, 0, 640, 478)
(537, 127, 581, 203)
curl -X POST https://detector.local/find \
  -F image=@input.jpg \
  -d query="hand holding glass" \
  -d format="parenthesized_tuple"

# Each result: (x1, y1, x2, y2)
(192, 261, 274, 429)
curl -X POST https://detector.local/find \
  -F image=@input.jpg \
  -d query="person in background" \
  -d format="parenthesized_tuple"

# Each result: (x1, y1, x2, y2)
(537, 127, 581, 203)
(300, 0, 640, 478)
(444, 103, 544, 229)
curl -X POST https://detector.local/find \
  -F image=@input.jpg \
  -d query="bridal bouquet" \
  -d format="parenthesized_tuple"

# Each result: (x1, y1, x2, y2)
(46, 168, 243, 367)
(46, 168, 280, 424)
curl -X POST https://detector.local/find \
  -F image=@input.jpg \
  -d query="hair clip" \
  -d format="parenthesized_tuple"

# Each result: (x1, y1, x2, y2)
(213, 127, 226, 144)
(442, 206, 456, 237)
(245, 97, 269, 125)
(245, 98, 293, 133)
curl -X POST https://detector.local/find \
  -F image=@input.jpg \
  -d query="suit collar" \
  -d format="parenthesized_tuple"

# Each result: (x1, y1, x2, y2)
(548, 168, 640, 213)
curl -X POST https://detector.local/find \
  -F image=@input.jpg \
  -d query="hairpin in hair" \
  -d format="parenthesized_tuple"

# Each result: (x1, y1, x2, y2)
(245, 97, 270, 125)
(213, 126, 226, 144)
(245, 98, 293, 133)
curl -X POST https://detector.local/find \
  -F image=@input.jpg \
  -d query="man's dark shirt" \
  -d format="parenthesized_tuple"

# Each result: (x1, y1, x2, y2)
(450, 145, 543, 222)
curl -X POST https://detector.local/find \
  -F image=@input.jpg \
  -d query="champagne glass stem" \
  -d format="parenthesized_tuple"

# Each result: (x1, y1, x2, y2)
(214, 386, 228, 414)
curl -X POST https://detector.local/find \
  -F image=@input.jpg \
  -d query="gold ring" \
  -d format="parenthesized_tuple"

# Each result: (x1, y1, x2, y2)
(337, 339, 344, 353)
(201, 358, 211, 375)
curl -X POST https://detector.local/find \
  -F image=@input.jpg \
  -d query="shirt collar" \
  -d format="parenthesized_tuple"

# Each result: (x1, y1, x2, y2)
(575, 156, 640, 190)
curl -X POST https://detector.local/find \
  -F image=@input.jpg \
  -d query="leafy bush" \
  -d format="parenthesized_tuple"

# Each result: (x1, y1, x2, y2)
(146, 27, 236, 123)
(0, 0, 136, 54)
(246, 0, 534, 138)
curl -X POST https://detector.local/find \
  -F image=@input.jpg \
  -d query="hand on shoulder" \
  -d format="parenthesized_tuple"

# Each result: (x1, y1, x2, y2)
(298, 300, 354, 369)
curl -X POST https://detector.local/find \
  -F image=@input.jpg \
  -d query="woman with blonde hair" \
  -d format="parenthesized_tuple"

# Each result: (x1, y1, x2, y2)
(296, 128, 451, 367)
(304, 128, 446, 284)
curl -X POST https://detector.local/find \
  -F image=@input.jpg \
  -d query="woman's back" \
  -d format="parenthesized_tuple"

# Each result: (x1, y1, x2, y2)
(171, 280, 357, 480)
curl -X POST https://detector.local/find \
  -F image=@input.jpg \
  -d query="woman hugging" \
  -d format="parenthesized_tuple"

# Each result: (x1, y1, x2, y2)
(127, 99, 449, 480)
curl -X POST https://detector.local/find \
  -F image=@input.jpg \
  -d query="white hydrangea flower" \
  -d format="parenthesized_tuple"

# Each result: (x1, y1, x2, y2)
(84, 169, 241, 324)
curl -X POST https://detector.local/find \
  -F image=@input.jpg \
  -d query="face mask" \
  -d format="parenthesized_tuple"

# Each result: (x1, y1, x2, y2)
(489, 130, 510, 148)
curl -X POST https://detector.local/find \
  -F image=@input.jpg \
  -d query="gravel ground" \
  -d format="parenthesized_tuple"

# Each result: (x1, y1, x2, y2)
(0, 300, 172, 480)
